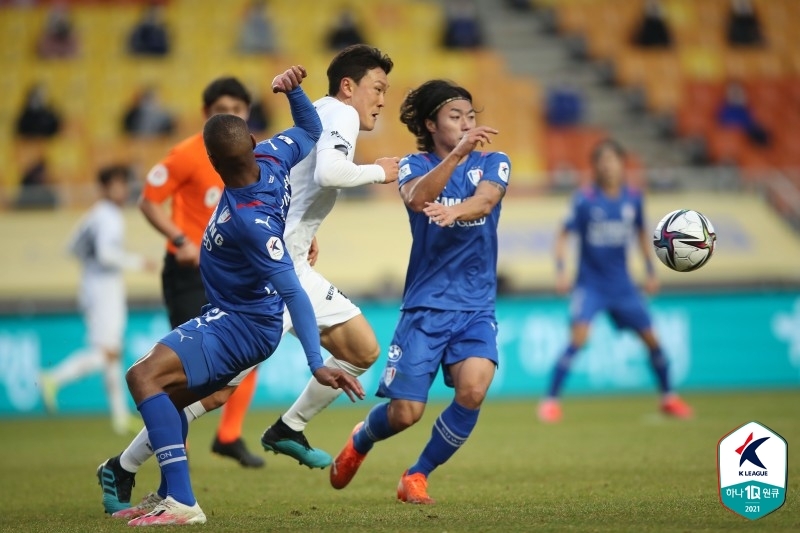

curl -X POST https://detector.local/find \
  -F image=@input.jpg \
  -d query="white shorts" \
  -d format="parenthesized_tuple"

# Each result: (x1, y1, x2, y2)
(282, 267, 361, 335)
(224, 268, 361, 388)
(80, 275, 126, 351)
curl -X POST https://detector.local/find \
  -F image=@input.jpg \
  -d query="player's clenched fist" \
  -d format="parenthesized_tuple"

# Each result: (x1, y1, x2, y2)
(272, 65, 308, 93)
(376, 157, 400, 183)
(453, 126, 499, 158)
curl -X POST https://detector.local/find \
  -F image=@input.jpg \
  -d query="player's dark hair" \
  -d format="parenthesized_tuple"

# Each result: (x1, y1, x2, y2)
(203, 114, 253, 168)
(98, 164, 130, 186)
(202, 77, 252, 109)
(400, 79, 473, 152)
(327, 44, 394, 96)
(590, 138, 626, 167)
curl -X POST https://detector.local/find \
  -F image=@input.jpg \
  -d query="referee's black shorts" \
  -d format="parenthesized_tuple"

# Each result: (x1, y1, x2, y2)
(161, 252, 208, 329)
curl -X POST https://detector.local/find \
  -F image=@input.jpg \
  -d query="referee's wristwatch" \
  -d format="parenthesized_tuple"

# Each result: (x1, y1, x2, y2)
(171, 234, 187, 248)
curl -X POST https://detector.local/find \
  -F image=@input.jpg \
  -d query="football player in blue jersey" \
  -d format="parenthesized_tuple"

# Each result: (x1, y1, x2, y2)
(538, 139, 692, 423)
(120, 66, 365, 527)
(329, 79, 509, 504)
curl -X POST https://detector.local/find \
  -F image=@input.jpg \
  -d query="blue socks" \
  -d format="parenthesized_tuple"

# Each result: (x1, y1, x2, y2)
(353, 402, 396, 455)
(547, 344, 579, 398)
(648, 347, 671, 393)
(156, 407, 188, 499)
(407, 400, 479, 478)
(138, 393, 195, 506)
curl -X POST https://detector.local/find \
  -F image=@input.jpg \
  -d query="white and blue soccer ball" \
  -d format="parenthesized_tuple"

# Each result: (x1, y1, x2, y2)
(653, 209, 716, 272)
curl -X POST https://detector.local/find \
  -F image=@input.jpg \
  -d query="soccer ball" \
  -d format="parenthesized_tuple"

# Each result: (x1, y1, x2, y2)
(653, 209, 716, 272)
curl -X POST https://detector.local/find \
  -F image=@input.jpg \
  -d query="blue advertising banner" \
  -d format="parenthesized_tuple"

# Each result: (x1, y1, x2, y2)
(1, 292, 799, 415)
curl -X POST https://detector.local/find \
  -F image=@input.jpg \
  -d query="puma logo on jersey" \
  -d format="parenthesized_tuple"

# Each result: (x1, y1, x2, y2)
(254, 217, 271, 229)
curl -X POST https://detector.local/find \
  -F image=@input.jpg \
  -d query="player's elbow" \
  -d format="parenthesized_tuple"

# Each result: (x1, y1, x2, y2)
(404, 194, 429, 213)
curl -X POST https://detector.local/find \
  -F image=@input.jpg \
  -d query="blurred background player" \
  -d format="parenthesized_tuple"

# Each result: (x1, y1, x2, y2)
(330, 79, 509, 504)
(138, 77, 263, 467)
(538, 139, 693, 423)
(40, 165, 155, 435)
(258, 44, 398, 467)
(121, 66, 364, 526)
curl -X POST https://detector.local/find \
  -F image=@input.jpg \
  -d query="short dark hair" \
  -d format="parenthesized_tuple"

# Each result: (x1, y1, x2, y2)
(203, 114, 252, 162)
(202, 77, 251, 109)
(327, 44, 393, 96)
(400, 79, 473, 152)
(591, 138, 626, 166)
(98, 164, 130, 186)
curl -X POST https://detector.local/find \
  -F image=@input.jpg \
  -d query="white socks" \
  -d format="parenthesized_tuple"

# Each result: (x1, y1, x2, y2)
(282, 356, 366, 432)
(119, 401, 207, 473)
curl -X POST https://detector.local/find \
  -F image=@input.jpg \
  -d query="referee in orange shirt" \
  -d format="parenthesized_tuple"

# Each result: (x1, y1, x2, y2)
(138, 77, 264, 467)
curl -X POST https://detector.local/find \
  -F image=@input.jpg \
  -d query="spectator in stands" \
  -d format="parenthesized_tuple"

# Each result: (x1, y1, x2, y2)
(16, 83, 61, 139)
(36, 4, 78, 59)
(726, 0, 764, 47)
(717, 81, 770, 146)
(247, 91, 272, 135)
(325, 7, 365, 51)
(544, 84, 585, 127)
(237, 0, 277, 55)
(442, 0, 483, 50)
(123, 87, 175, 138)
(15, 157, 58, 209)
(631, 0, 672, 48)
(128, 3, 170, 57)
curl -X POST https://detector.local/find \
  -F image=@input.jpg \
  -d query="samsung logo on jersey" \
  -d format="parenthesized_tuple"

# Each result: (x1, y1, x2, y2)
(430, 197, 486, 227)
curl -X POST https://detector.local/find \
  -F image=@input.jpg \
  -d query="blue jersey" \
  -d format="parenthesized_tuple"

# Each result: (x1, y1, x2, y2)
(200, 128, 315, 324)
(397, 151, 510, 311)
(565, 185, 644, 292)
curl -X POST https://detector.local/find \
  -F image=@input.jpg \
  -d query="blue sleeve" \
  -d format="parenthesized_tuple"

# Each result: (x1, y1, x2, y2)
(269, 269, 324, 373)
(287, 86, 322, 145)
(252, 87, 321, 171)
(397, 154, 427, 187)
(634, 192, 645, 230)
(479, 152, 511, 190)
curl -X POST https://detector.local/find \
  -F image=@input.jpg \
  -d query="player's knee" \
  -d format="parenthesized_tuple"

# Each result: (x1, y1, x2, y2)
(388, 402, 424, 431)
(201, 388, 233, 411)
(455, 386, 487, 410)
(337, 340, 380, 369)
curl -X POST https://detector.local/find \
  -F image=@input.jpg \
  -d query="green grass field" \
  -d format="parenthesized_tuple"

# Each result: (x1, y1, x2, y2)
(1, 391, 798, 532)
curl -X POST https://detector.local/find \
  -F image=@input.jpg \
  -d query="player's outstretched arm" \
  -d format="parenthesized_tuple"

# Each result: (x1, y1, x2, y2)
(401, 126, 498, 212)
(637, 227, 659, 294)
(271, 65, 322, 152)
(423, 180, 505, 226)
(269, 269, 364, 401)
(554, 227, 571, 294)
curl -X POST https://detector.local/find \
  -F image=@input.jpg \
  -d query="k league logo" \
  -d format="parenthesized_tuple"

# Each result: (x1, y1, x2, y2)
(718, 421, 787, 521)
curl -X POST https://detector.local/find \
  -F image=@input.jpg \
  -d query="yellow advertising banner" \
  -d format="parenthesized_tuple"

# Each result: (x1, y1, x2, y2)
(1, 192, 798, 301)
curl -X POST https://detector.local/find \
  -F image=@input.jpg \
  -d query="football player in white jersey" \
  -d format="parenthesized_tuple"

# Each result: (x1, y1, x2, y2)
(96, 45, 399, 516)
(40, 165, 154, 434)
(258, 43, 399, 467)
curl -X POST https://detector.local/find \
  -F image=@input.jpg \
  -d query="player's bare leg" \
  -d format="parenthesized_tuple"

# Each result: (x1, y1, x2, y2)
(262, 314, 379, 468)
(638, 328, 692, 418)
(396, 358, 493, 504)
(539, 322, 590, 423)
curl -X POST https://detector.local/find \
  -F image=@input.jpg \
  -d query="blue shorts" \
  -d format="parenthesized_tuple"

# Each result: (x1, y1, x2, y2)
(376, 308, 498, 403)
(159, 307, 282, 398)
(570, 285, 652, 331)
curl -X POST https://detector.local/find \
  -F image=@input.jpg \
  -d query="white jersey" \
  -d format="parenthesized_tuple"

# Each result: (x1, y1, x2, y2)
(68, 199, 145, 279)
(67, 199, 145, 350)
(284, 96, 384, 274)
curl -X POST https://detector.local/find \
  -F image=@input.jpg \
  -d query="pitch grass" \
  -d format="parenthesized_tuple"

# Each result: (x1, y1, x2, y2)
(0, 391, 798, 533)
